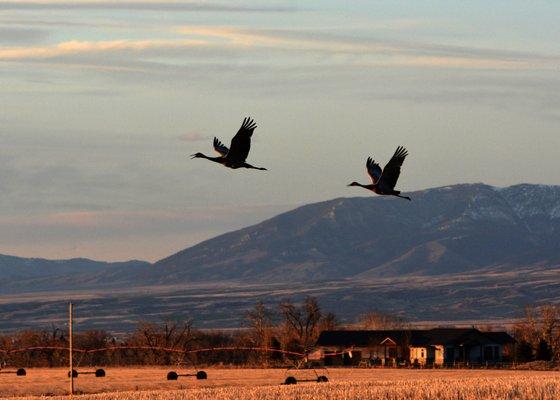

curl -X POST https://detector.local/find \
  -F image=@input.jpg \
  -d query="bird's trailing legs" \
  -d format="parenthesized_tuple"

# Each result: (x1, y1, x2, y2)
(242, 162, 267, 171)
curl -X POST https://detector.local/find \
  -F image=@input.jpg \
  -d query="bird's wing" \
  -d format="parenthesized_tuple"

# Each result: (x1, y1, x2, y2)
(366, 157, 382, 184)
(226, 117, 257, 163)
(213, 137, 229, 157)
(380, 146, 408, 189)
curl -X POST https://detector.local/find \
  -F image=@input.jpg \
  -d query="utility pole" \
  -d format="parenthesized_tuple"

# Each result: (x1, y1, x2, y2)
(69, 302, 74, 396)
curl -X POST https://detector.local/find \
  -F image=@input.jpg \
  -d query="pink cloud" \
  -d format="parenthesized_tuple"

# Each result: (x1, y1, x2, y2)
(0, 38, 206, 60)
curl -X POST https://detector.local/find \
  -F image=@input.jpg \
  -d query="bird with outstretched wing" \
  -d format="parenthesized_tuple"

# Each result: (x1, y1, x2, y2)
(191, 117, 266, 171)
(378, 146, 408, 192)
(349, 146, 410, 201)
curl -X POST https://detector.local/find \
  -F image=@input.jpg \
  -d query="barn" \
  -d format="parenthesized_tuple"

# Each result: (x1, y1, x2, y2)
(314, 328, 515, 367)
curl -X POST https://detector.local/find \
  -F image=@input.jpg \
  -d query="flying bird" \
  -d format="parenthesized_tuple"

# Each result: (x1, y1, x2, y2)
(191, 117, 267, 170)
(348, 146, 411, 201)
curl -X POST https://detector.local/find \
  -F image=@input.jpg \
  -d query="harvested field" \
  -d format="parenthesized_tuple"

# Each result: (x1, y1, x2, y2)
(1, 368, 559, 399)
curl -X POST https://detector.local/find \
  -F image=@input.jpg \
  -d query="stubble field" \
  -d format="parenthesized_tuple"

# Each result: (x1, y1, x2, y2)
(1, 368, 559, 400)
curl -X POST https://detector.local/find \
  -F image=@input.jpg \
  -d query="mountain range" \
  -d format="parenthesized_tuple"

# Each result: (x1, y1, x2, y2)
(153, 183, 560, 282)
(1, 183, 559, 331)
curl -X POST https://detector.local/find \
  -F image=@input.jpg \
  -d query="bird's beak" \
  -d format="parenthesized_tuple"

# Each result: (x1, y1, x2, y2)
(190, 154, 196, 159)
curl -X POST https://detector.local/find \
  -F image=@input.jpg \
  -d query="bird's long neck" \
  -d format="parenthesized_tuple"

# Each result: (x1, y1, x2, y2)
(200, 154, 224, 163)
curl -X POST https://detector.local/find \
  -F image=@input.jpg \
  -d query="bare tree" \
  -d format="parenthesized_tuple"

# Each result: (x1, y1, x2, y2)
(514, 304, 560, 362)
(540, 305, 560, 361)
(246, 301, 274, 346)
(245, 301, 275, 366)
(358, 311, 407, 330)
(280, 297, 323, 356)
(319, 312, 340, 332)
(132, 319, 196, 364)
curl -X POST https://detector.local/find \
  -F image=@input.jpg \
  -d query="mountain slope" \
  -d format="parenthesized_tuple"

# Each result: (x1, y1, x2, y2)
(153, 183, 560, 283)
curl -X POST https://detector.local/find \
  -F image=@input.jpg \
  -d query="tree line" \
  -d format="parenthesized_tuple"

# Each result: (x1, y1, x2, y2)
(513, 304, 560, 363)
(0, 297, 337, 367)
(1, 299, 558, 367)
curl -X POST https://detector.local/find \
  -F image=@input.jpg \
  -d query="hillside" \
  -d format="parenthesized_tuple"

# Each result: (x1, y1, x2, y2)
(153, 183, 560, 283)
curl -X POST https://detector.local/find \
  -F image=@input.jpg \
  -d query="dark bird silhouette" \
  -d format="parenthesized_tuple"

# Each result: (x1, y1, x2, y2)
(191, 117, 267, 170)
(348, 146, 411, 201)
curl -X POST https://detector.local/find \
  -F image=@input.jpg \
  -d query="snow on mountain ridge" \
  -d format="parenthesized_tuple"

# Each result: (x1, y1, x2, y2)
(462, 192, 517, 223)
(500, 184, 560, 219)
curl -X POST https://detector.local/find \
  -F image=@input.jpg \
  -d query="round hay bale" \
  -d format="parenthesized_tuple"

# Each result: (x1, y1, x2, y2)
(95, 369, 106, 378)
(196, 370, 207, 380)
(167, 371, 179, 381)
(16, 368, 26, 376)
(317, 375, 328, 383)
(68, 369, 78, 378)
(284, 376, 297, 385)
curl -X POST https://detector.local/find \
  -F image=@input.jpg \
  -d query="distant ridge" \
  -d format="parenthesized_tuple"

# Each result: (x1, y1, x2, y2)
(3, 183, 560, 291)
(0, 254, 149, 292)
(152, 183, 560, 283)
(2, 183, 560, 331)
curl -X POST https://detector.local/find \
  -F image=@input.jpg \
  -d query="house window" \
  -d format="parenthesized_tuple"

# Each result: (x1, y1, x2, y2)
(421, 350, 425, 358)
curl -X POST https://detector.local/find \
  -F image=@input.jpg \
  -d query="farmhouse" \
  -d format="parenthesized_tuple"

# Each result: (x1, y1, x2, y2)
(314, 328, 515, 367)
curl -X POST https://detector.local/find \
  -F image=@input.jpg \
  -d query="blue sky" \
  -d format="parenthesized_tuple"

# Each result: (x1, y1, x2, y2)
(1, 1, 559, 261)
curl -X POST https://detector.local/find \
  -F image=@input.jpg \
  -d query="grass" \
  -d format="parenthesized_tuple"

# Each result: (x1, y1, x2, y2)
(1, 368, 559, 399)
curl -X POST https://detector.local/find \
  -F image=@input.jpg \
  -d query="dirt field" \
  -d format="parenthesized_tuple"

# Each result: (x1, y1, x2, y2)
(1, 368, 559, 399)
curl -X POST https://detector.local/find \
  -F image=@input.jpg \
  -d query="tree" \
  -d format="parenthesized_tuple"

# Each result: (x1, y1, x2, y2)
(540, 305, 560, 361)
(514, 304, 560, 362)
(245, 301, 275, 366)
(246, 301, 274, 346)
(279, 297, 323, 356)
(515, 339, 534, 363)
(358, 311, 407, 330)
(319, 312, 340, 332)
(536, 339, 552, 361)
(129, 319, 196, 365)
(75, 330, 110, 367)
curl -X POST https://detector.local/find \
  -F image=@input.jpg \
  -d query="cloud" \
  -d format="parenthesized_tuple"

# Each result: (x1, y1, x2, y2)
(0, 17, 130, 28)
(1, 22, 558, 73)
(0, 1, 297, 12)
(0, 27, 49, 45)
(0, 38, 207, 60)
(176, 26, 560, 69)
(1, 34, 555, 74)
(177, 25, 394, 54)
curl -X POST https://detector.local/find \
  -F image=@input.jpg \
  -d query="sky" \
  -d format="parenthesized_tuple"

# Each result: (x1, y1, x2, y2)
(1, 1, 559, 262)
